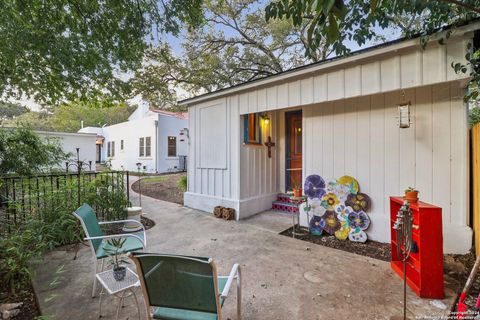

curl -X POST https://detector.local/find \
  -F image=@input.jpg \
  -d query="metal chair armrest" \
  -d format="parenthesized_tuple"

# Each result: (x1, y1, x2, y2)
(221, 263, 240, 299)
(85, 233, 146, 248)
(99, 220, 145, 231)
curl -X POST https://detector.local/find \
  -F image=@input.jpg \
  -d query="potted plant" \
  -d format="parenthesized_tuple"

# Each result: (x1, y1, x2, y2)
(105, 238, 129, 281)
(404, 187, 419, 203)
(291, 179, 303, 197)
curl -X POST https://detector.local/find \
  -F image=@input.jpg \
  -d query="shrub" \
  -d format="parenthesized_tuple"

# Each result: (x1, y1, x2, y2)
(470, 106, 480, 127)
(0, 171, 130, 295)
(178, 175, 187, 192)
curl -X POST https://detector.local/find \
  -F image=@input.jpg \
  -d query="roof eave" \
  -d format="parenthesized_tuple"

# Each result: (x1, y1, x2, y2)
(178, 20, 480, 107)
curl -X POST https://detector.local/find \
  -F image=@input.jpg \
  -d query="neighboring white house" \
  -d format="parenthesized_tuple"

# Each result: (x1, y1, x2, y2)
(180, 21, 480, 254)
(36, 131, 97, 170)
(79, 105, 188, 173)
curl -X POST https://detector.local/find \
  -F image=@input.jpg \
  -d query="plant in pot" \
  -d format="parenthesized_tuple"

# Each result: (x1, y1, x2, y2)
(105, 238, 129, 281)
(291, 179, 303, 197)
(404, 187, 419, 203)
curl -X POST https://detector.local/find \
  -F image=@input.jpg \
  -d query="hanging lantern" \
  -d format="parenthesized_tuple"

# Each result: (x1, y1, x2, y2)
(398, 102, 411, 129)
(261, 113, 270, 127)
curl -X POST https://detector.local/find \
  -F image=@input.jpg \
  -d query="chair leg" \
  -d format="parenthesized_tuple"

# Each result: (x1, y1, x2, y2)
(92, 260, 98, 298)
(237, 267, 242, 320)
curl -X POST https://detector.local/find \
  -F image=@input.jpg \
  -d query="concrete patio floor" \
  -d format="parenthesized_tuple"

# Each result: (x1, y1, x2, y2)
(33, 185, 456, 319)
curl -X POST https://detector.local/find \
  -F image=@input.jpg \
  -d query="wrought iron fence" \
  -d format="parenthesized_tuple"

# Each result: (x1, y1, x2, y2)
(0, 171, 130, 234)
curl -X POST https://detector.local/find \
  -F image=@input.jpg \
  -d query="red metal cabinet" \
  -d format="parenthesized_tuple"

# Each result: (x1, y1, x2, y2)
(390, 197, 444, 299)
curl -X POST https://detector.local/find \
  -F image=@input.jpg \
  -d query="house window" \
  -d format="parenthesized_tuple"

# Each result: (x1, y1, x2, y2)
(139, 137, 145, 157)
(145, 137, 151, 157)
(120, 140, 124, 150)
(168, 136, 177, 157)
(243, 113, 262, 145)
(139, 136, 151, 157)
(107, 141, 115, 157)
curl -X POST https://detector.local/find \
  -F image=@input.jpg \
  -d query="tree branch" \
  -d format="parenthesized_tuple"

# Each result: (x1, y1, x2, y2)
(438, 0, 480, 14)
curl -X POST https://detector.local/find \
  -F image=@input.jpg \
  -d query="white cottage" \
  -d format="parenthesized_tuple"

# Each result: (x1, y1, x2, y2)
(180, 21, 480, 254)
(79, 105, 188, 173)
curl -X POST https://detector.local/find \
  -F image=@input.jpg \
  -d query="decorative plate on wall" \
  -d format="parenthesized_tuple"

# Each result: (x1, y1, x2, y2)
(346, 193, 371, 212)
(337, 175, 360, 194)
(304, 175, 326, 199)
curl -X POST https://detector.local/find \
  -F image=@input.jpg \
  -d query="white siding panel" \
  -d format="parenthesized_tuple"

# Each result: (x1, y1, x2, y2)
(356, 96, 371, 194)
(239, 93, 249, 115)
(198, 102, 227, 169)
(257, 88, 267, 112)
(432, 83, 452, 224)
(450, 83, 468, 226)
(313, 74, 327, 103)
(327, 70, 345, 101)
(361, 62, 381, 95)
(344, 98, 357, 177)
(248, 91, 258, 113)
(277, 83, 289, 108)
(344, 66, 361, 97)
(369, 93, 385, 214)
(414, 86, 433, 203)
(398, 88, 416, 190)
(423, 45, 447, 84)
(333, 100, 345, 177)
(300, 78, 314, 105)
(400, 51, 422, 88)
(289, 80, 301, 107)
(230, 96, 240, 199)
(266, 86, 278, 111)
(322, 102, 335, 177)
(447, 39, 470, 81)
(380, 56, 400, 92)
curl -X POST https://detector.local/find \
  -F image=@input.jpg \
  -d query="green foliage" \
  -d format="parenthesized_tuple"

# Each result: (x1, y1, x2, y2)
(104, 238, 129, 269)
(4, 101, 136, 132)
(469, 107, 480, 127)
(265, 0, 480, 103)
(0, 127, 68, 176)
(0, 172, 130, 294)
(84, 173, 130, 221)
(133, 0, 328, 107)
(2, 111, 55, 131)
(49, 101, 136, 132)
(178, 175, 187, 192)
(0, 0, 204, 106)
(0, 102, 28, 119)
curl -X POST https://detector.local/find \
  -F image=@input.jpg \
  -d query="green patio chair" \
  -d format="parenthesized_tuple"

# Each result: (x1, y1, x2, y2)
(129, 252, 241, 320)
(73, 203, 147, 297)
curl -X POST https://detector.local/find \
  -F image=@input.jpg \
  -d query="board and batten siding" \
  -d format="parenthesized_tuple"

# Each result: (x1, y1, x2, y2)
(234, 38, 470, 116)
(300, 82, 470, 252)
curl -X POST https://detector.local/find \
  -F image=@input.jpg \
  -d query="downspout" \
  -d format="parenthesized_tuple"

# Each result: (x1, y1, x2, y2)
(155, 119, 158, 173)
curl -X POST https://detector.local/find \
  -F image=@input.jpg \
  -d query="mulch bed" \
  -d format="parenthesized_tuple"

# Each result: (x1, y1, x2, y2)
(131, 173, 185, 205)
(0, 283, 39, 320)
(280, 225, 391, 261)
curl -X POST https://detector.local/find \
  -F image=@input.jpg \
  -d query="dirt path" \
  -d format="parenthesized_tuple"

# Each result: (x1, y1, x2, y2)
(131, 173, 185, 205)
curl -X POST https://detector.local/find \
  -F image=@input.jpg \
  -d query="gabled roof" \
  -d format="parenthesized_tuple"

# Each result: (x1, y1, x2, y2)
(178, 18, 480, 107)
(149, 108, 188, 119)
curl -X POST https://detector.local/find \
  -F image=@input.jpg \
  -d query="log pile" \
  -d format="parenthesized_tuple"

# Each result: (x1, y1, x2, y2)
(213, 206, 235, 220)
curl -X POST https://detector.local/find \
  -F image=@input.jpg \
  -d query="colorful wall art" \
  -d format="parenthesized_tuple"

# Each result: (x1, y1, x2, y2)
(302, 175, 372, 243)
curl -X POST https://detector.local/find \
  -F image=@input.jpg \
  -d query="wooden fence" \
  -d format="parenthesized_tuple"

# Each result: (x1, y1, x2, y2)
(473, 123, 480, 255)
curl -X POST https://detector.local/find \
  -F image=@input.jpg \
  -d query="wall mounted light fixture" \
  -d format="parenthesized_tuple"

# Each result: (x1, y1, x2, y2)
(398, 102, 411, 128)
(261, 113, 270, 126)
(397, 91, 411, 129)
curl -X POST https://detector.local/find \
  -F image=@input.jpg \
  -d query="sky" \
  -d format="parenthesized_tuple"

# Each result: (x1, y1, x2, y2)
(15, 3, 403, 112)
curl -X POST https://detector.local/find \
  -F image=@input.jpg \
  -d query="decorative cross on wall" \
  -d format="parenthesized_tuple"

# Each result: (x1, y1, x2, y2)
(264, 136, 275, 158)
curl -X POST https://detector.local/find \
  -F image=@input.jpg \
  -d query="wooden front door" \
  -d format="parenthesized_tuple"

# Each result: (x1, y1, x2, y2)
(285, 111, 302, 191)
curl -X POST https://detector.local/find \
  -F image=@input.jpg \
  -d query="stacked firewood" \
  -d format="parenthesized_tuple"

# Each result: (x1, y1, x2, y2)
(213, 206, 235, 220)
